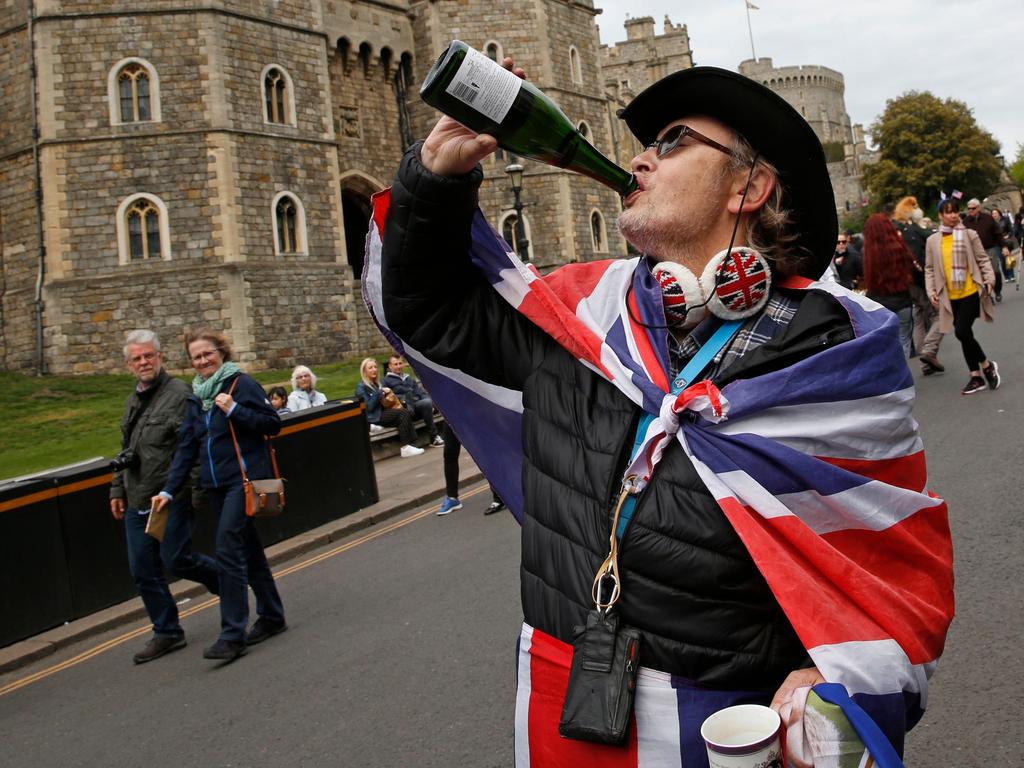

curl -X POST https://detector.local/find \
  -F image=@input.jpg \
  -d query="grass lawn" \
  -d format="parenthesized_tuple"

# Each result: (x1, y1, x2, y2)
(0, 356, 373, 482)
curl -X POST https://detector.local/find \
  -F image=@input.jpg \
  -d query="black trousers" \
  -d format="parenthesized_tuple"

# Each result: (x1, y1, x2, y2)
(442, 422, 502, 503)
(378, 406, 417, 444)
(950, 292, 986, 372)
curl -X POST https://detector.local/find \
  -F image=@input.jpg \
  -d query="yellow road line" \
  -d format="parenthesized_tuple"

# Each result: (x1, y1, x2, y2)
(0, 484, 488, 697)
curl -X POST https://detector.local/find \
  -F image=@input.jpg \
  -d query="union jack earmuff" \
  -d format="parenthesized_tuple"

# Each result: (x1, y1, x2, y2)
(652, 247, 771, 328)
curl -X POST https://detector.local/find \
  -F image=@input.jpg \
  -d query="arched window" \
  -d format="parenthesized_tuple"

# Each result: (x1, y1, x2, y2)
(578, 121, 591, 142)
(569, 46, 583, 85)
(108, 58, 161, 125)
(261, 65, 296, 126)
(271, 192, 307, 255)
(500, 211, 533, 262)
(116, 193, 171, 265)
(590, 210, 607, 252)
(338, 38, 352, 75)
(359, 43, 372, 78)
(484, 41, 503, 63)
(399, 52, 414, 86)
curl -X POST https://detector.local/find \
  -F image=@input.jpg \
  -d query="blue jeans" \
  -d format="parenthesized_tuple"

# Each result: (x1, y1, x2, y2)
(124, 500, 220, 638)
(207, 484, 285, 643)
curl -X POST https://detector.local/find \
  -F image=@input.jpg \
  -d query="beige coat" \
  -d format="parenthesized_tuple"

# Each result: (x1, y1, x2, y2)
(924, 228, 995, 335)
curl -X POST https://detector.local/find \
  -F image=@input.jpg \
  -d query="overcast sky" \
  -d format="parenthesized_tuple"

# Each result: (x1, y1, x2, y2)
(595, 0, 1021, 160)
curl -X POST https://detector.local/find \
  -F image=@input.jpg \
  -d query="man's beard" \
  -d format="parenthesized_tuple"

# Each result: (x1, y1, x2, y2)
(617, 198, 718, 268)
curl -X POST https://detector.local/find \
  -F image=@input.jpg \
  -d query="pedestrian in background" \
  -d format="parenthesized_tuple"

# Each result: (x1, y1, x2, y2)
(891, 196, 934, 358)
(111, 329, 220, 664)
(287, 365, 327, 411)
(267, 385, 290, 415)
(383, 355, 444, 447)
(832, 232, 862, 290)
(153, 328, 287, 661)
(437, 421, 506, 516)
(355, 358, 423, 457)
(925, 199, 1000, 395)
(862, 213, 915, 357)
(963, 198, 1008, 302)
(990, 208, 1016, 282)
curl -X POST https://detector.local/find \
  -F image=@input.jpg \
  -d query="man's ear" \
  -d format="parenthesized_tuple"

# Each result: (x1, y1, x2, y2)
(726, 164, 775, 215)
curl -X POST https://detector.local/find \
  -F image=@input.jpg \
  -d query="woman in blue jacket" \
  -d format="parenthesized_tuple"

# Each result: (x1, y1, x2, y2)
(153, 328, 286, 661)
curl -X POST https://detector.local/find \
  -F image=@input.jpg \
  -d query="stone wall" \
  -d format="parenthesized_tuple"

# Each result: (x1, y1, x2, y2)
(0, 21, 36, 370)
(0, 154, 39, 372)
(326, 42, 405, 186)
(230, 134, 342, 261)
(0, 25, 32, 157)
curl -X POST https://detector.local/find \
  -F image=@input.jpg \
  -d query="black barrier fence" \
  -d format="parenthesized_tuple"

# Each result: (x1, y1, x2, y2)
(0, 400, 378, 648)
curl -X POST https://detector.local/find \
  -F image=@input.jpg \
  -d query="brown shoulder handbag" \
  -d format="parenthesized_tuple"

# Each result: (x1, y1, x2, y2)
(380, 389, 402, 410)
(226, 380, 286, 517)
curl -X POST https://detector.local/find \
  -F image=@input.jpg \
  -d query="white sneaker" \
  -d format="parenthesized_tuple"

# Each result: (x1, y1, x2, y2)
(400, 444, 425, 458)
(368, 424, 384, 434)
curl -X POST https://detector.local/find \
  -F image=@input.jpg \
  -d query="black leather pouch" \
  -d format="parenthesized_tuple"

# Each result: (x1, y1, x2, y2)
(558, 608, 642, 745)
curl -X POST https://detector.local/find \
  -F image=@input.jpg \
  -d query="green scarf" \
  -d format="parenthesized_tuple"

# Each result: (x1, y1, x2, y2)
(192, 362, 242, 411)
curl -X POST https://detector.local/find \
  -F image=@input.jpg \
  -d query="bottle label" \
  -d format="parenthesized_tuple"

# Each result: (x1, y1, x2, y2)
(444, 48, 521, 124)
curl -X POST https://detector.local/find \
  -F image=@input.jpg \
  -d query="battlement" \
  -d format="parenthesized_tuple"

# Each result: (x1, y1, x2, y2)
(738, 58, 844, 94)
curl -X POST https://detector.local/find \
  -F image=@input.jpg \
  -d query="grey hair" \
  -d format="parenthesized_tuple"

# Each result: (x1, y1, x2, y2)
(123, 329, 161, 360)
(721, 133, 805, 277)
(967, 198, 981, 207)
(291, 364, 317, 390)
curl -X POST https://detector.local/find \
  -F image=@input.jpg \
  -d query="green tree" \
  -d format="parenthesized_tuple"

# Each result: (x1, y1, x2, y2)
(863, 91, 1001, 211)
(1009, 144, 1024, 190)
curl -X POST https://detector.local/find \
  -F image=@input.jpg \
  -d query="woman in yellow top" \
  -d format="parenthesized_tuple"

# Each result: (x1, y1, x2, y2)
(924, 198, 998, 395)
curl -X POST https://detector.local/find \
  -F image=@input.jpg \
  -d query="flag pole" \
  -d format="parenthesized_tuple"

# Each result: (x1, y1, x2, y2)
(745, 1, 757, 61)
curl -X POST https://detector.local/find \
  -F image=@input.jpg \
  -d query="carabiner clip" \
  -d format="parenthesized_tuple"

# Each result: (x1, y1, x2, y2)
(592, 561, 621, 610)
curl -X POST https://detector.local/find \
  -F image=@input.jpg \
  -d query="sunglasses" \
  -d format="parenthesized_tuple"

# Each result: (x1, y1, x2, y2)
(837, 239, 848, 245)
(645, 124, 741, 161)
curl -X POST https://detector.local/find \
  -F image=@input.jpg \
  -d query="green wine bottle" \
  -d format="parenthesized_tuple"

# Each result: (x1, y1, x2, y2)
(420, 40, 637, 196)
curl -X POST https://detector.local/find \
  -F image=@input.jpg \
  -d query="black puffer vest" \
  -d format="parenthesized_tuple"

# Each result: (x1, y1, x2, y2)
(519, 338, 808, 691)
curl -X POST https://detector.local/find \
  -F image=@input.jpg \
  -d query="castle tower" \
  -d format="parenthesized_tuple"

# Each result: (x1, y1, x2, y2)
(738, 58, 867, 219)
(599, 15, 694, 171)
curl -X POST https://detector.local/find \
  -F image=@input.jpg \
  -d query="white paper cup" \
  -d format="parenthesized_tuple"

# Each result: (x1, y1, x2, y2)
(700, 704, 783, 768)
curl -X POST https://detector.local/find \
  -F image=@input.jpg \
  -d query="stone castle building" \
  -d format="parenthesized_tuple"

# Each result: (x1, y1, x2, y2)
(0, 0, 627, 375)
(0, 5, 870, 376)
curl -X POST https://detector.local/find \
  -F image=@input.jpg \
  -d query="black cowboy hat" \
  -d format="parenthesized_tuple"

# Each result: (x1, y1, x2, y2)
(618, 66, 837, 279)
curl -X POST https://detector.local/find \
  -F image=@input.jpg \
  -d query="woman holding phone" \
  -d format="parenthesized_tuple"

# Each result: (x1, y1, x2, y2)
(152, 328, 286, 661)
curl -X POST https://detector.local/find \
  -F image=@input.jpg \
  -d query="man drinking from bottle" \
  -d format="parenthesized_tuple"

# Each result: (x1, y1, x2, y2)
(365, 60, 952, 767)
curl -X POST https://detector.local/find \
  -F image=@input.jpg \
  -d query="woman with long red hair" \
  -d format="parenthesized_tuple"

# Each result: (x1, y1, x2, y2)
(862, 213, 915, 356)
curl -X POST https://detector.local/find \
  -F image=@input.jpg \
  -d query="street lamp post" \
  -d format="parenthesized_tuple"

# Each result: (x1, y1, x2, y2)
(505, 162, 529, 261)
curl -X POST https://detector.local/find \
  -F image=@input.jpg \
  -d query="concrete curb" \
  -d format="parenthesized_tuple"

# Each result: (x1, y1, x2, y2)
(0, 469, 484, 676)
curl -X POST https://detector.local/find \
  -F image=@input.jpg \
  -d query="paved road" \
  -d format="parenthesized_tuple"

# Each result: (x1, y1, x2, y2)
(902, 285, 1024, 765)
(2, 290, 1023, 767)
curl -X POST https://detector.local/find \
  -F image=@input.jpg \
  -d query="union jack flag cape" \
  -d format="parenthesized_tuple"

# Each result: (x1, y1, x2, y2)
(364, 189, 954, 767)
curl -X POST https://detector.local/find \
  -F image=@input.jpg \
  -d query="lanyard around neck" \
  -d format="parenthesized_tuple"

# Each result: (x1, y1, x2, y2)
(615, 319, 743, 539)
